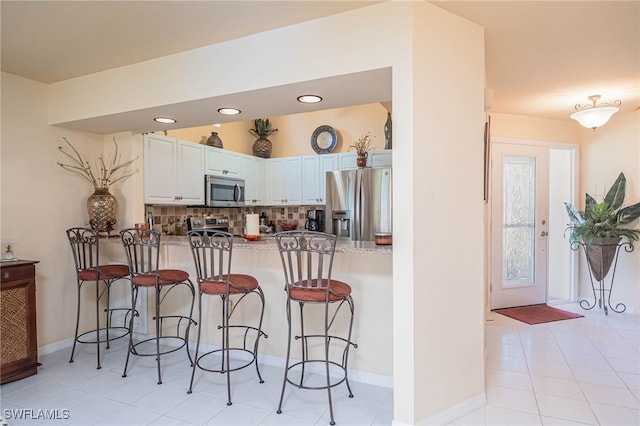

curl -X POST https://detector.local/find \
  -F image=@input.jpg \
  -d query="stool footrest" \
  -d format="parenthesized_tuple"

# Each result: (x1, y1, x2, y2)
(76, 326, 130, 345)
(294, 334, 358, 349)
(129, 335, 189, 357)
(285, 360, 348, 390)
(195, 348, 257, 373)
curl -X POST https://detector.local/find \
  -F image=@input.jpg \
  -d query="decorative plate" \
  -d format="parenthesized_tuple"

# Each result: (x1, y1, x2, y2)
(311, 125, 337, 154)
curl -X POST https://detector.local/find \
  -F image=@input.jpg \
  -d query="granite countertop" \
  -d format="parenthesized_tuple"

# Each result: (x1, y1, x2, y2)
(104, 234, 392, 255)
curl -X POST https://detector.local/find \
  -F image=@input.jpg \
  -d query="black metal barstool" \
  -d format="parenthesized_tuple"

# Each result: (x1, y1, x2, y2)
(186, 230, 267, 405)
(119, 227, 196, 384)
(66, 227, 134, 369)
(274, 230, 357, 426)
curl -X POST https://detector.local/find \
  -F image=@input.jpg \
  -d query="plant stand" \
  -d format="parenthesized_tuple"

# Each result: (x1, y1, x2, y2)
(571, 240, 633, 315)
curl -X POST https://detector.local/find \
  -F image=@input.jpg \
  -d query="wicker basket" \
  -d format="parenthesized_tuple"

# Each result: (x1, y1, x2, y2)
(253, 137, 272, 158)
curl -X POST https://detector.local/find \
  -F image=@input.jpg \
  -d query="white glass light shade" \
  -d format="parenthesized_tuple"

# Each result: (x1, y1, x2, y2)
(570, 106, 618, 129)
(297, 95, 322, 103)
(217, 107, 241, 115)
(154, 117, 176, 124)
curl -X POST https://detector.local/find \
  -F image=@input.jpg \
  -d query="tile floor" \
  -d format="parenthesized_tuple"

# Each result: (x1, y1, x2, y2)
(1, 303, 638, 425)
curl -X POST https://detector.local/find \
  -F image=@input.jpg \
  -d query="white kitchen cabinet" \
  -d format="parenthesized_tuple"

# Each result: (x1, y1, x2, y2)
(244, 156, 266, 206)
(370, 150, 392, 167)
(267, 157, 302, 205)
(338, 152, 358, 169)
(302, 154, 339, 204)
(144, 134, 204, 205)
(339, 150, 392, 169)
(205, 146, 243, 177)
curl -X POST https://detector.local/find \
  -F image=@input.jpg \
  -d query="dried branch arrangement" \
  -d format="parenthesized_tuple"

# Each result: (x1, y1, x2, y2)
(57, 137, 138, 190)
(348, 132, 375, 154)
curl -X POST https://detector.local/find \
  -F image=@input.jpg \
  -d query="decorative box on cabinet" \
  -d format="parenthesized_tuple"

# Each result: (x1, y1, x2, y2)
(1, 260, 39, 384)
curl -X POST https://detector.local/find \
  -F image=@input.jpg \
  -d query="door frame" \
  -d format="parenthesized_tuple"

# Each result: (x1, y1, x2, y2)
(488, 138, 580, 310)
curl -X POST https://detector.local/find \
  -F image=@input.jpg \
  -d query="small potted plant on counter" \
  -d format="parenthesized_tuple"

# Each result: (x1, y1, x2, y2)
(349, 132, 374, 168)
(249, 118, 278, 158)
(564, 172, 640, 281)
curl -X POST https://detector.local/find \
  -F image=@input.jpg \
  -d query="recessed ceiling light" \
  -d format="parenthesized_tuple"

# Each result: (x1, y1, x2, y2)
(297, 95, 323, 104)
(218, 108, 241, 115)
(154, 117, 176, 124)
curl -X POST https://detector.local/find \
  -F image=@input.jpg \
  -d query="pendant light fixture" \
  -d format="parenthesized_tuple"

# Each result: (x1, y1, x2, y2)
(570, 95, 621, 130)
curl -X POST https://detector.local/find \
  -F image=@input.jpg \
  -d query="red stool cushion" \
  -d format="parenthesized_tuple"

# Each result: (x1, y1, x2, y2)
(131, 269, 190, 286)
(78, 264, 130, 281)
(289, 279, 352, 302)
(201, 274, 259, 295)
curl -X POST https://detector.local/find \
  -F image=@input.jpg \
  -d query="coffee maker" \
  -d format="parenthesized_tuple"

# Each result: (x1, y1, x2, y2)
(305, 209, 325, 232)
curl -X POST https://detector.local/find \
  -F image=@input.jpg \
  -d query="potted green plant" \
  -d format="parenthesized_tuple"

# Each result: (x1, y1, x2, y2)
(249, 118, 278, 158)
(564, 172, 640, 280)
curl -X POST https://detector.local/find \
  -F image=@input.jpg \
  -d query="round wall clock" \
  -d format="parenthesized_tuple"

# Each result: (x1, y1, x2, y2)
(311, 125, 337, 154)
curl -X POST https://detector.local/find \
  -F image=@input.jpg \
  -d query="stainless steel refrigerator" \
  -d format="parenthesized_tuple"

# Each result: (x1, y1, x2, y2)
(325, 168, 392, 241)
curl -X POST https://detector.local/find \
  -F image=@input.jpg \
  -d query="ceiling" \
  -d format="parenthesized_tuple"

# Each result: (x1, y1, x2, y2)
(2, 1, 638, 133)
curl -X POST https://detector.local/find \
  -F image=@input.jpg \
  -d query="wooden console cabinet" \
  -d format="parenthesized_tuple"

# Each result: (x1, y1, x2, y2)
(1, 260, 39, 384)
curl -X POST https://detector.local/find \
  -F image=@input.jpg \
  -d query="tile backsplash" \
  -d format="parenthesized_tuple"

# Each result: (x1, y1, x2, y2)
(145, 205, 320, 235)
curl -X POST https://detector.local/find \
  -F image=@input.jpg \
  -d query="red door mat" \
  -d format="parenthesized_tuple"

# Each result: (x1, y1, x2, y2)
(494, 304, 583, 325)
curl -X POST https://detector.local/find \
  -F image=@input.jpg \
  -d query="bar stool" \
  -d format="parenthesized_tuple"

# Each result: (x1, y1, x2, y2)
(119, 227, 196, 384)
(66, 227, 133, 369)
(274, 231, 357, 426)
(187, 230, 267, 405)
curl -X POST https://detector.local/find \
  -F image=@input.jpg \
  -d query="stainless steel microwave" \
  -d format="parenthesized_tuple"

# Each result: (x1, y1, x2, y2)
(205, 175, 245, 207)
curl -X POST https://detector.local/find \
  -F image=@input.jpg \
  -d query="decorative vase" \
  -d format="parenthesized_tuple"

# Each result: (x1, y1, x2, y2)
(356, 152, 368, 168)
(384, 112, 392, 150)
(585, 237, 621, 281)
(206, 132, 223, 149)
(87, 188, 118, 235)
(253, 136, 272, 158)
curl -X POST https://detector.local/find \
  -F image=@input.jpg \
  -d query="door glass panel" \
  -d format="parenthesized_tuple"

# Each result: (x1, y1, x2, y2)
(502, 156, 535, 286)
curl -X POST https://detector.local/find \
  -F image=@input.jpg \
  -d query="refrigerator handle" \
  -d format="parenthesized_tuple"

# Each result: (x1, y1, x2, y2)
(354, 172, 362, 240)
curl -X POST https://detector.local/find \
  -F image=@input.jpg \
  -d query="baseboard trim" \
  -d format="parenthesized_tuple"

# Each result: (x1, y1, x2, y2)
(38, 338, 75, 356)
(418, 393, 486, 425)
(38, 336, 393, 389)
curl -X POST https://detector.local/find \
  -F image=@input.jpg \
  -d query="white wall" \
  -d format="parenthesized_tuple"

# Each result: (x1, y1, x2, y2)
(406, 3, 486, 422)
(3, 2, 487, 423)
(489, 110, 640, 312)
(549, 148, 575, 302)
(0, 72, 120, 346)
(166, 103, 390, 157)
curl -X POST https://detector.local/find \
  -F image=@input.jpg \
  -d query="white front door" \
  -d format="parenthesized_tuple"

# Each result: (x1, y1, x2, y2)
(490, 143, 550, 309)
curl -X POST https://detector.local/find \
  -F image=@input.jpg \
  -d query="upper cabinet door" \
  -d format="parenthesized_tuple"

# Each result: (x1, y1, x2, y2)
(244, 156, 266, 205)
(302, 154, 339, 204)
(144, 134, 204, 205)
(302, 156, 320, 204)
(144, 134, 179, 204)
(205, 146, 243, 177)
(267, 157, 302, 205)
(370, 150, 392, 168)
(319, 154, 339, 200)
(176, 140, 204, 205)
(339, 152, 358, 170)
(283, 156, 302, 204)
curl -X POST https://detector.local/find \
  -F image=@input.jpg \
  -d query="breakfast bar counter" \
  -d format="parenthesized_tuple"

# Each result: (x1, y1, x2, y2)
(99, 234, 393, 384)
(155, 235, 393, 255)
